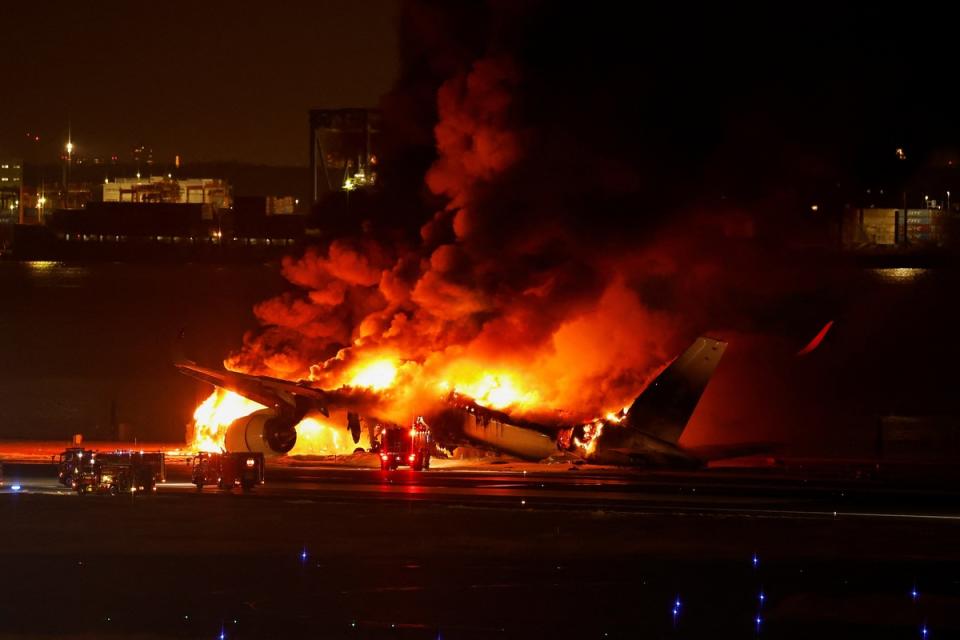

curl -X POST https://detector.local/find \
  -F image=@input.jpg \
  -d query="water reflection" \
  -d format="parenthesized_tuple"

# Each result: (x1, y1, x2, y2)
(870, 267, 928, 283)
(26, 260, 60, 271)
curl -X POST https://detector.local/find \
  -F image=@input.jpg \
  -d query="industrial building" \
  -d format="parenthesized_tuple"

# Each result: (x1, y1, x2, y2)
(102, 177, 231, 218)
(842, 206, 954, 247)
(0, 160, 23, 224)
(309, 108, 381, 203)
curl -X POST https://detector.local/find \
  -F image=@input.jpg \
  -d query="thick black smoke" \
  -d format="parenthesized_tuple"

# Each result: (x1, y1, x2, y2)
(231, 3, 958, 450)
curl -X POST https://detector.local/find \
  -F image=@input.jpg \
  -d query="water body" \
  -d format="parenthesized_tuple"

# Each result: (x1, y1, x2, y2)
(0, 260, 287, 441)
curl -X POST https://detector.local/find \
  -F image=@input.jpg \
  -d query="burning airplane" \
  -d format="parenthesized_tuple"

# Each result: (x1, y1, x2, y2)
(177, 336, 734, 467)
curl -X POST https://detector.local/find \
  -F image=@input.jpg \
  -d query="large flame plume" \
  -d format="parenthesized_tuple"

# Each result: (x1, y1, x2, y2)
(191, 389, 265, 453)
(212, 55, 686, 434)
(189, 389, 372, 455)
(192, 12, 826, 447)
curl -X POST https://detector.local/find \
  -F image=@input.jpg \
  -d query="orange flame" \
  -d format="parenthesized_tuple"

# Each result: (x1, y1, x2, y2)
(288, 414, 372, 456)
(191, 389, 265, 452)
(348, 358, 398, 390)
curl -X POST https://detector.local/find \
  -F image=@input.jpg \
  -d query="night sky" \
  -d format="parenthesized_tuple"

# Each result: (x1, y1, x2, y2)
(0, 1, 398, 167)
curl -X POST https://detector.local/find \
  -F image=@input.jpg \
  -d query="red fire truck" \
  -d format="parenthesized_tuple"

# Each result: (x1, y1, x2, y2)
(190, 452, 264, 491)
(73, 450, 166, 495)
(379, 418, 433, 471)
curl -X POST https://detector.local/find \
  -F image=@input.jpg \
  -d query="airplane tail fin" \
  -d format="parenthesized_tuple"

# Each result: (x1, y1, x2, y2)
(624, 336, 726, 444)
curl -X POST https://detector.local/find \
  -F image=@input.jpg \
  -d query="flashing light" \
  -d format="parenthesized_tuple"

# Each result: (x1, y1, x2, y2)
(408, 454, 416, 462)
(10, 484, 21, 491)
(66, 141, 73, 155)
(409, 428, 417, 437)
(380, 453, 388, 460)
(246, 458, 255, 467)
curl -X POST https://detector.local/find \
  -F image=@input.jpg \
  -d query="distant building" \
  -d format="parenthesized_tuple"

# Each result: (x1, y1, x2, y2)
(309, 108, 381, 203)
(132, 144, 154, 168)
(103, 177, 231, 218)
(0, 160, 23, 224)
(842, 207, 951, 247)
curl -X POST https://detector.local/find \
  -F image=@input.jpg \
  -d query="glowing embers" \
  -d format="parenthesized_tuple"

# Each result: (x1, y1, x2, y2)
(191, 389, 265, 452)
(571, 407, 626, 456)
(573, 419, 605, 456)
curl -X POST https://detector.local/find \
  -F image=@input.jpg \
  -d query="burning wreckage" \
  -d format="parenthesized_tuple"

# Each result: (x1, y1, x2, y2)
(177, 336, 759, 468)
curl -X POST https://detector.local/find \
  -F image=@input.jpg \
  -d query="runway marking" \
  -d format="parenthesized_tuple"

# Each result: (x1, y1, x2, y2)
(668, 506, 960, 522)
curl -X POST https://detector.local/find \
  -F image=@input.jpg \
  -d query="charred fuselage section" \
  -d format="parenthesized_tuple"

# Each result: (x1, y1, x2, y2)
(431, 337, 728, 467)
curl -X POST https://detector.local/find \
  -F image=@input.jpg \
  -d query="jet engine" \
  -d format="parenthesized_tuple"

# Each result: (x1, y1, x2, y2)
(223, 409, 298, 456)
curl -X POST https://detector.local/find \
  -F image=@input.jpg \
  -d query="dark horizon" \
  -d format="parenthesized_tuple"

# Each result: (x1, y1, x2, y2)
(0, 0, 399, 167)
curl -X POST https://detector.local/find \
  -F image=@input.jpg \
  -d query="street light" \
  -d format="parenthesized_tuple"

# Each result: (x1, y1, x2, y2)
(64, 140, 74, 208)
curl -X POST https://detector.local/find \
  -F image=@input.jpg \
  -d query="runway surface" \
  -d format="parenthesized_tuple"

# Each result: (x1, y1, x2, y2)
(5, 460, 960, 522)
(1, 462, 959, 639)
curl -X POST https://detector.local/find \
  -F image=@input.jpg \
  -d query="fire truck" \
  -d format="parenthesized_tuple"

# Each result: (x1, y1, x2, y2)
(57, 447, 95, 487)
(73, 450, 166, 495)
(379, 418, 433, 471)
(190, 452, 264, 491)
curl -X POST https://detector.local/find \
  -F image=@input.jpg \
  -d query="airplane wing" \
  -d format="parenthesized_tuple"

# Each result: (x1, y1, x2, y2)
(175, 360, 332, 418)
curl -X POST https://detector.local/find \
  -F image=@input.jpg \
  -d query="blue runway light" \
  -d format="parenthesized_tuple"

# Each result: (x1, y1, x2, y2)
(921, 624, 929, 639)
(300, 547, 308, 562)
(759, 589, 766, 606)
(752, 552, 759, 568)
(912, 585, 919, 601)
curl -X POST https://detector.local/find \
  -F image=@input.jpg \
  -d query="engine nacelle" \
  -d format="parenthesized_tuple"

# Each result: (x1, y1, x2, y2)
(223, 409, 297, 456)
